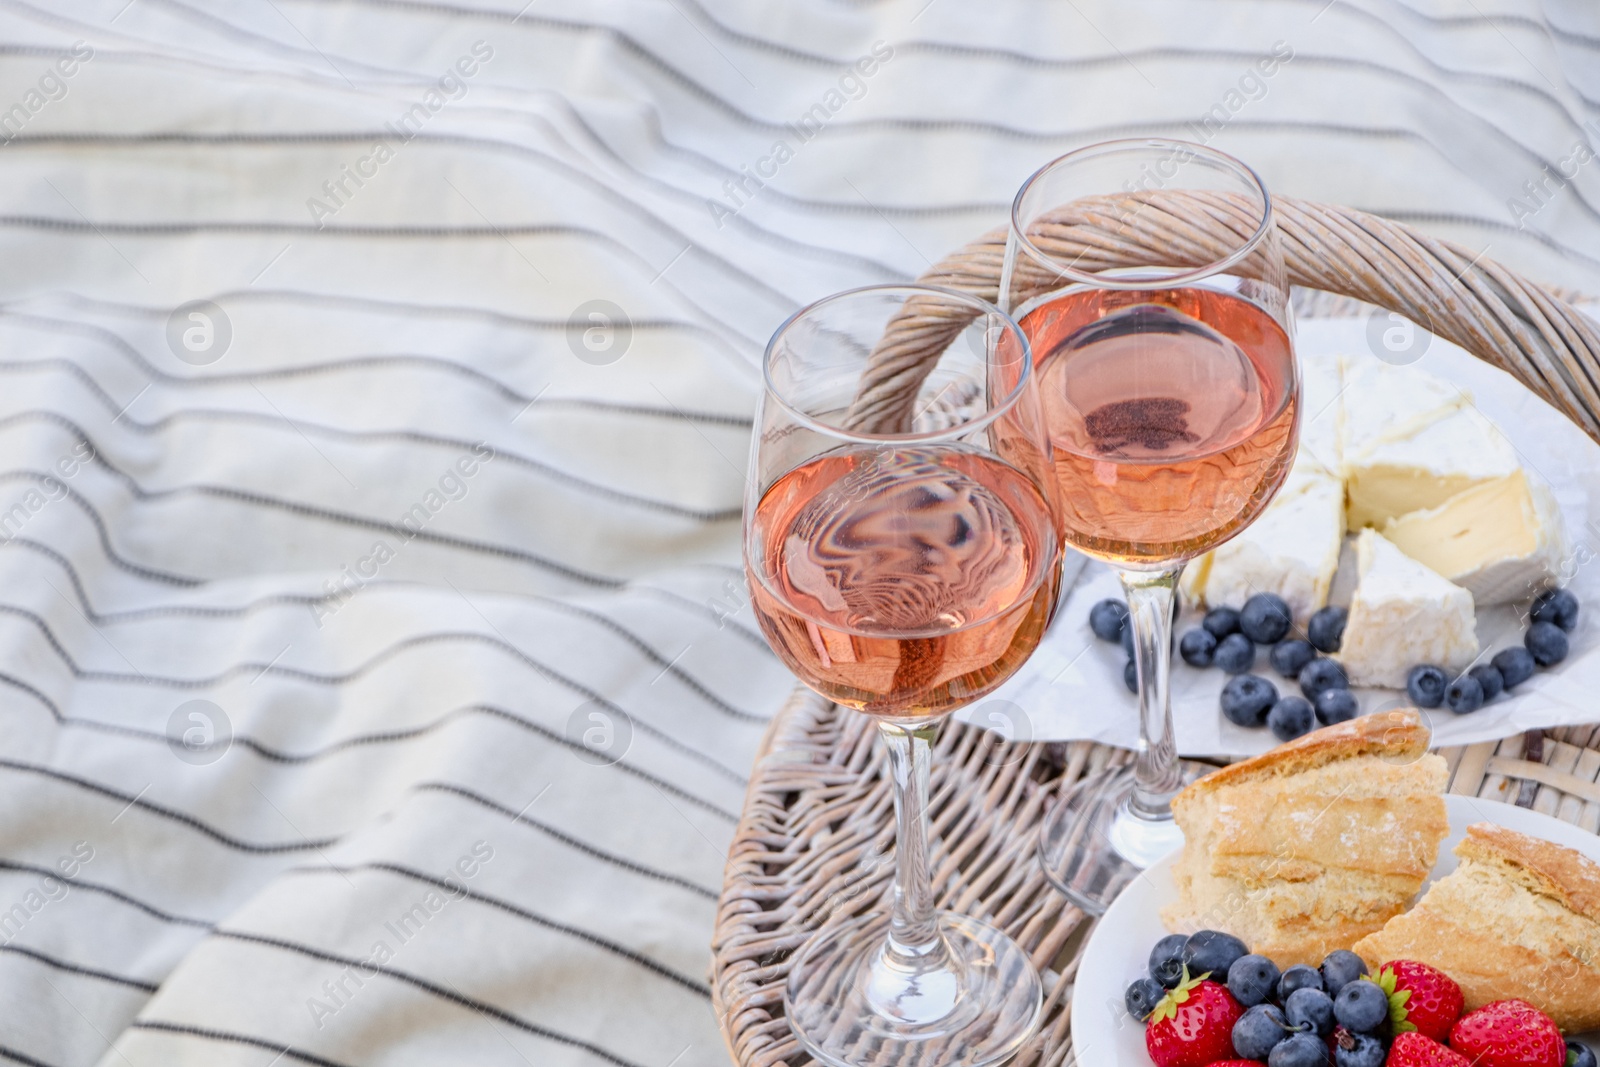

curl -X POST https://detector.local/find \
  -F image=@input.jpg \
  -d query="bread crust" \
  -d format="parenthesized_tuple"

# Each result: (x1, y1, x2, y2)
(1457, 822, 1600, 924)
(1173, 709, 1429, 817)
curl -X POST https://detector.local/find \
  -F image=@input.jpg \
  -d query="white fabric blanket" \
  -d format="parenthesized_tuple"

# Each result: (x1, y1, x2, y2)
(0, 2, 1595, 1065)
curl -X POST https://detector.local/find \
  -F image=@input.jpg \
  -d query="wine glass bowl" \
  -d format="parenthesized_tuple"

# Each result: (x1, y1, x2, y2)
(745, 285, 1059, 1067)
(1005, 140, 1299, 912)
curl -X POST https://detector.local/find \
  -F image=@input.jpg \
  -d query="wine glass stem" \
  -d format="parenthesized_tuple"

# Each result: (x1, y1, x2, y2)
(1119, 566, 1184, 820)
(878, 719, 948, 966)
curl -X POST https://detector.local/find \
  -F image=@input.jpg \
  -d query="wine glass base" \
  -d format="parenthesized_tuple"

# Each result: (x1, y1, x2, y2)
(1038, 763, 1202, 914)
(784, 911, 1042, 1067)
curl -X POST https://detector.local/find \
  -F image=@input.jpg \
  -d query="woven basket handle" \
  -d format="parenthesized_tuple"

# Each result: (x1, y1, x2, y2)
(845, 191, 1600, 444)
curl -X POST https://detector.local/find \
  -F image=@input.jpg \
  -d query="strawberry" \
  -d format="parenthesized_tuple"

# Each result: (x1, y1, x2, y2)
(1449, 1000, 1565, 1067)
(1376, 960, 1464, 1042)
(1143, 966, 1244, 1067)
(1390, 1031, 1475, 1067)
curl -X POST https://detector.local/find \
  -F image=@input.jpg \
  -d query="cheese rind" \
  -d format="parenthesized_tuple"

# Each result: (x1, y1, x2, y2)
(1202, 474, 1345, 624)
(1343, 405, 1521, 530)
(1382, 469, 1567, 606)
(1338, 529, 1478, 688)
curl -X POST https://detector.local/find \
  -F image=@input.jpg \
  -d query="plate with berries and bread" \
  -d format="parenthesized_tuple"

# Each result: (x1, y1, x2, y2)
(984, 324, 1600, 757)
(1072, 710, 1600, 1067)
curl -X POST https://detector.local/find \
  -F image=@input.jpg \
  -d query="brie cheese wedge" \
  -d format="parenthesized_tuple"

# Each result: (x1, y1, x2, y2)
(1201, 474, 1345, 625)
(1339, 529, 1478, 688)
(1343, 404, 1521, 530)
(1338, 356, 1468, 455)
(1381, 469, 1567, 606)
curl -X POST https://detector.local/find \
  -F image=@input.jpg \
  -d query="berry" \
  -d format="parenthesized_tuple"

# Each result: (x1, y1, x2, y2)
(1205, 606, 1243, 638)
(1449, 999, 1564, 1067)
(1525, 621, 1568, 667)
(1089, 598, 1128, 642)
(1270, 1031, 1331, 1067)
(1530, 587, 1579, 632)
(1377, 961, 1463, 1044)
(1333, 978, 1389, 1034)
(1182, 930, 1249, 981)
(1469, 663, 1505, 701)
(1493, 646, 1537, 689)
(1241, 593, 1294, 644)
(1234, 1004, 1292, 1061)
(1407, 665, 1448, 708)
(1272, 638, 1317, 678)
(1286, 987, 1336, 1037)
(1145, 970, 1246, 1067)
(1221, 674, 1278, 728)
(1127, 976, 1167, 1021)
(1334, 1029, 1386, 1067)
(1444, 674, 1485, 714)
(1124, 659, 1139, 693)
(1319, 950, 1368, 997)
(1149, 933, 1190, 988)
(1390, 1032, 1474, 1067)
(1315, 687, 1359, 726)
(1216, 633, 1257, 674)
(1180, 627, 1218, 668)
(1308, 606, 1348, 653)
(1228, 953, 1281, 1008)
(1300, 657, 1348, 701)
(1269, 696, 1316, 741)
(1279, 964, 1324, 1000)
(1566, 1041, 1597, 1067)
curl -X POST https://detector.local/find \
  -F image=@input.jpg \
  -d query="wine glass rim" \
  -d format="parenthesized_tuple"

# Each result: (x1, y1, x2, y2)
(761, 283, 1037, 444)
(1008, 137, 1274, 291)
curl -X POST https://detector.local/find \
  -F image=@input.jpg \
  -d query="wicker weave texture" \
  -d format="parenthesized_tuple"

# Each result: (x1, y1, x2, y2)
(713, 196, 1600, 1067)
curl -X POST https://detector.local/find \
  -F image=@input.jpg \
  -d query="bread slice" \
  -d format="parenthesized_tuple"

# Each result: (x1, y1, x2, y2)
(1353, 823, 1600, 1032)
(1163, 710, 1448, 968)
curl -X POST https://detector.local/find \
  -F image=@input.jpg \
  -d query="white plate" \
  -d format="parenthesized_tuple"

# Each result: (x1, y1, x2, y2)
(1071, 795, 1600, 1065)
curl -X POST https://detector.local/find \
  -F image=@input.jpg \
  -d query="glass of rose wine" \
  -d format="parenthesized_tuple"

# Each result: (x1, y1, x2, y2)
(746, 285, 1062, 1067)
(1004, 140, 1298, 912)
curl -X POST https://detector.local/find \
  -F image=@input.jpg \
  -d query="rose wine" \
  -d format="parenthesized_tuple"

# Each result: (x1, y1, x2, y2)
(748, 444, 1059, 719)
(1022, 286, 1296, 565)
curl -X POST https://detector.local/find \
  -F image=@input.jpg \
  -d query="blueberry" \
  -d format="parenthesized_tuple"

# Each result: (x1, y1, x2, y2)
(1270, 1031, 1331, 1067)
(1278, 964, 1324, 1000)
(1228, 954, 1282, 1008)
(1215, 632, 1257, 674)
(1565, 1041, 1597, 1067)
(1469, 663, 1504, 701)
(1531, 587, 1579, 633)
(1493, 645, 1537, 689)
(1314, 687, 1359, 726)
(1221, 674, 1278, 727)
(1319, 950, 1368, 997)
(1204, 606, 1242, 638)
(1149, 933, 1189, 988)
(1445, 674, 1485, 715)
(1308, 606, 1348, 654)
(1299, 657, 1348, 701)
(1122, 621, 1135, 659)
(1242, 592, 1294, 644)
(1286, 987, 1336, 1037)
(1332, 978, 1389, 1034)
(1089, 598, 1128, 642)
(1271, 638, 1317, 679)
(1406, 664, 1448, 708)
(1526, 620, 1569, 666)
(1126, 976, 1166, 1021)
(1180, 627, 1218, 668)
(1335, 1030, 1387, 1067)
(1123, 659, 1138, 694)
(1234, 1004, 1292, 1061)
(1182, 930, 1250, 981)
(1269, 696, 1316, 741)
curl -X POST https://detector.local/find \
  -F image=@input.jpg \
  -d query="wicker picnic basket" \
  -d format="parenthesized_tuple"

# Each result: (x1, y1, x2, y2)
(710, 194, 1600, 1067)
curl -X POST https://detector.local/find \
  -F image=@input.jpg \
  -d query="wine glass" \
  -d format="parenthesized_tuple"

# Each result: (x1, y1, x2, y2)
(1003, 139, 1297, 913)
(745, 284, 1061, 1067)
